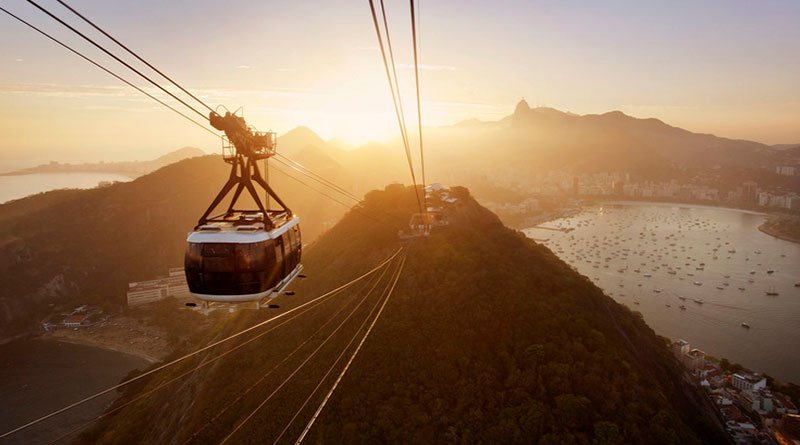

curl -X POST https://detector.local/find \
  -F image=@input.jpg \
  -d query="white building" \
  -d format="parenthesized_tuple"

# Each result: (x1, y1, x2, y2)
(732, 373, 767, 392)
(126, 268, 190, 306)
(127, 281, 169, 306)
(776, 166, 796, 176)
(671, 339, 690, 359)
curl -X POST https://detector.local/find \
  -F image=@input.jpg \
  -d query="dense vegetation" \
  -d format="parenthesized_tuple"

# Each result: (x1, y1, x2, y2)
(0, 155, 346, 338)
(760, 214, 800, 242)
(79, 185, 725, 444)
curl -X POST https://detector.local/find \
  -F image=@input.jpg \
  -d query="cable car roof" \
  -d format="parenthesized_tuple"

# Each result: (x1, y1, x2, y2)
(187, 214, 299, 244)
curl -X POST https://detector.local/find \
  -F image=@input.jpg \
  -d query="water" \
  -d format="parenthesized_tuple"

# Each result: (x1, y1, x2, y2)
(0, 338, 149, 444)
(0, 173, 132, 204)
(524, 202, 800, 383)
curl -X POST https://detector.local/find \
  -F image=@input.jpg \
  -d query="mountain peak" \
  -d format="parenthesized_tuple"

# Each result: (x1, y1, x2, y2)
(280, 126, 324, 143)
(277, 126, 327, 155)
(514, 98, 531, 114)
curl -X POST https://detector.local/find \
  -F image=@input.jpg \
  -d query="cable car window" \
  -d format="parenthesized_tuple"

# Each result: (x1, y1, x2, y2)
(236, 243, 266, 271)
(274, 236, 284, 264)
(202, 243, 234, 257)
(185, 243, 202, 270)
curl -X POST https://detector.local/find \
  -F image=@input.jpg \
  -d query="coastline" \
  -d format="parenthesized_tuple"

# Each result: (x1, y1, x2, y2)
(597, 199, 768, 216)
(758, 222, 800, 244)
(45, 333, 160, 364)
(41, 316, 172, 364)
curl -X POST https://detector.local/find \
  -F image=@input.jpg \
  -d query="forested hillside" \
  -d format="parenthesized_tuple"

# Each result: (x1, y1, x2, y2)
(0, 155, 347, 338)
(78, 185, 726, 444)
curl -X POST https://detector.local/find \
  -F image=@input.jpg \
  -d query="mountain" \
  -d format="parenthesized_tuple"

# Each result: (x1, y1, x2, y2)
(0, 146, 206, 178)
(0, 155, 349, 339)
(77, 185, 726, 444)
(398, 101, 800, 194)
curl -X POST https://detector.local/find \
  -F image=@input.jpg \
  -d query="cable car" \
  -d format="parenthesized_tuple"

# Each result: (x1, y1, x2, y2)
(185, 212, 302, 302)
(185, 110, 302, 303)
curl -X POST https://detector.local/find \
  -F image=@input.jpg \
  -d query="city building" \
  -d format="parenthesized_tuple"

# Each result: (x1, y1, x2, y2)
(776, 166, 796, 176)
(683, 348, 705, 370)
(671, 339, 690, 359)
(126, 268, 190, 306)
(127, 282, 169, 306)
(742, 181, 758, 204)
(732, 372, 767, 392)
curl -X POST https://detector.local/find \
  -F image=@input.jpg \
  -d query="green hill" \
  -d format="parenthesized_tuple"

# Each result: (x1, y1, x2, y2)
(0, 155, 348, 338)
(77, 185, 726, 444)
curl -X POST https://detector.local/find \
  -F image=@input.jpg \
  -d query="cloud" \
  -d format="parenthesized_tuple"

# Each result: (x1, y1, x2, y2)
(236, 65, 252, 69)
(0, 82, 133, 99)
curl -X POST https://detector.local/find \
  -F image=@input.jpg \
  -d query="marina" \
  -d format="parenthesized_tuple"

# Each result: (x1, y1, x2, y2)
(524, 201, 800, 383)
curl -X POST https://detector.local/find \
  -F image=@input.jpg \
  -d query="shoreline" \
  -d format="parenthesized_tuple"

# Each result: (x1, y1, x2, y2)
(596, 199, 768, 216)
(40, 316, 172, 364)
(44, 333, 160, 364)
(758, 223, 800, 244)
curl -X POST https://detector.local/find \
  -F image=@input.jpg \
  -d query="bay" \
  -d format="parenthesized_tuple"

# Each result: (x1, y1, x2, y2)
(0, 338, 149, 444)
(0, 173, 132, 204)
(524, 201, 800, 383)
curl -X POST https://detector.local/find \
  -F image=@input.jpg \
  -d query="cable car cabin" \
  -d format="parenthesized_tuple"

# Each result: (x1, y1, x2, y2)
(184, 214, 302, 303)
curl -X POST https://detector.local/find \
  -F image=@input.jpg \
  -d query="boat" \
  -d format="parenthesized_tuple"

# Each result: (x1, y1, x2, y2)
(693, 281, 702, 286)
(643, 273, 652, 278)
(738, 287, 745, 291)
(795, 282, 800, 288)
(767, 269, 775, 274)
(766, 287, 779, 296)
(679, 305, 686, 310)
(694, 299, 703, 305)
(741, 322, 750, 329)
(716, 286, 724, 290)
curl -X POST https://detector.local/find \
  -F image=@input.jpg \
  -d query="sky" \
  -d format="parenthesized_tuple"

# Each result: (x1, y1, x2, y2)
(1, 0, 799, 168)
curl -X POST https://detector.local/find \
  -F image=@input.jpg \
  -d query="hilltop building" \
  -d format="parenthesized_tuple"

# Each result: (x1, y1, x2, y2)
(127, 267, 190, 306)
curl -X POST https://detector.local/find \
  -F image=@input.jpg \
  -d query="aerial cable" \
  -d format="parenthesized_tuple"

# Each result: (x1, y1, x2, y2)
(274, 255, 405, 445)
(218, 254, 399, 444)
(271, 161, 361, 210)
(367, 0, 423, 214)
(54, 0, 216, 114)
(25, 0, 210, 121)
(44, 282, 356, 445)
(6, 1, 406, 216)
(8, 2, 400, 225)
(295, 254, 406, 444)
(0, 249, 401, 440)
(275, 153, 361, 202)
(378, 0, 412, 165)
(0, 5, 218, 139)
(180, 267, 387, 445)
(409, 0, 428, 212)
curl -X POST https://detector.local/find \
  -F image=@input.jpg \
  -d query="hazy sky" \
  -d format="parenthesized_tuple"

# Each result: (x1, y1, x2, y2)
(1, 0, 799, 167)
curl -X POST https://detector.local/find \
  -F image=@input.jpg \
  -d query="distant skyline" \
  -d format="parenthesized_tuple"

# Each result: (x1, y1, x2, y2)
(1, 0, 799, 167)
